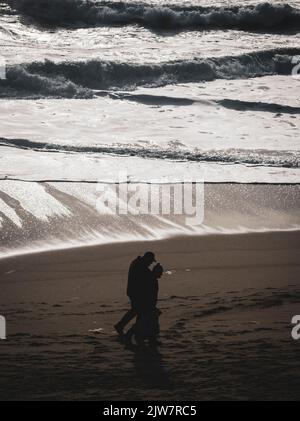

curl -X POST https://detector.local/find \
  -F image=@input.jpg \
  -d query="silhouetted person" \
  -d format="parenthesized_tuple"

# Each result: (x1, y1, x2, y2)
(114, 251, 156, 336)
(133, 263, 164, 346)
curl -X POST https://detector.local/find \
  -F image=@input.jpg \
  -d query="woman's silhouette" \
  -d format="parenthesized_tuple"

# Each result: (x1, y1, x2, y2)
(130, 263, 164, 347)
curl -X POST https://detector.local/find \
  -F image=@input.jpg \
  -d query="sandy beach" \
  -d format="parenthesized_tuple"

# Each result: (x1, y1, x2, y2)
(1, 0, 300, 402)
(1, 225, 300, 400)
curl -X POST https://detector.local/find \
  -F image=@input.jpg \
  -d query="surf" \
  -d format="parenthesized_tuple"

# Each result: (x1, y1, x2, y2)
(5, 1, 300, 32)
(1, 48, 300, 98)
(1, 137, 299, 169)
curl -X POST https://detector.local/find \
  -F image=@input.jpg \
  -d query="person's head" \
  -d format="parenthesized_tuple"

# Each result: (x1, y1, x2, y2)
(142, 251, 156, 267)
(153, 263, 164, 279)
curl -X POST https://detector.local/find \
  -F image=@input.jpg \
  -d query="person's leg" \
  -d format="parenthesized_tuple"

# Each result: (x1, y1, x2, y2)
(114, 307, 137, 335)
(148, 313, 161, 346)
(124, 322, 137, 344)
(126, 314, 145, 346)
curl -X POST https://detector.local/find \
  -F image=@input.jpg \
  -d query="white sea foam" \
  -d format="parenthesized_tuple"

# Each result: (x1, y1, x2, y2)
(6, 1, 300, 31)
(1, 48, 300, 98)
(0, 0, 299, 256)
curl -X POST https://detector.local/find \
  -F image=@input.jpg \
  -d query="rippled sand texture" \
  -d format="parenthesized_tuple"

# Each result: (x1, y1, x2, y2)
(0, 232, 300, 400)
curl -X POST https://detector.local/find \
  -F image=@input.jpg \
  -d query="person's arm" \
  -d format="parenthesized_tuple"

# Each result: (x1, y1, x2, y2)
(127, 262, 135, 298)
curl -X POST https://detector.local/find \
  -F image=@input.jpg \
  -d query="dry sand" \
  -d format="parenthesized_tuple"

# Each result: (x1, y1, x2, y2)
(1, 230, 300, 400)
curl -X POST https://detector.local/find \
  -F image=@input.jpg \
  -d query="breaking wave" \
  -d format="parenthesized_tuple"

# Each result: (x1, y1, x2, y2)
(1, 48, 300, 98)
(5, 1, 300, 32)
(0, 137, 299, 168)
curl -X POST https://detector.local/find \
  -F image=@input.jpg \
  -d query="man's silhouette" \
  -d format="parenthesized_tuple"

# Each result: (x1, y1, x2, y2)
(132, 263, 163, 346)
(114, 251, 156, 336)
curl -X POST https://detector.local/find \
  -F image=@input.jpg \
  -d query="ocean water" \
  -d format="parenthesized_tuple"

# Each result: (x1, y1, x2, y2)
(0, 1, 300, 253)
(0, 0, 300, 183)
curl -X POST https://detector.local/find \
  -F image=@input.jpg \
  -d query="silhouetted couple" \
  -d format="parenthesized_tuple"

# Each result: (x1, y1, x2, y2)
(115, 252, 163, 347)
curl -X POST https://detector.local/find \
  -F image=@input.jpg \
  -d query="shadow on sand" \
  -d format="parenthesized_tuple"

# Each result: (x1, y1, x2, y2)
(125, 342, 172, 389)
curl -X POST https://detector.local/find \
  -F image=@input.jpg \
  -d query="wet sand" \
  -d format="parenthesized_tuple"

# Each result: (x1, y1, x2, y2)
(1, 231, 300, 400)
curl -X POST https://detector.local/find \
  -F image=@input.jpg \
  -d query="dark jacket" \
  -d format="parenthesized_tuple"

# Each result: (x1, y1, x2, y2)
(127, 257, 152, 302)
(139, 272, 159, 313)
(147, 275, 159, 310)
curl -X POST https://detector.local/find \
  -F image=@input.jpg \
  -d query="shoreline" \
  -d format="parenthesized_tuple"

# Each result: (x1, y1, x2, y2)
(1, 227, 300, 263)
(1, 229, 299, 279)
(1, 182, 300, 259)
(1, 2, 300, 401)
(1, 178, 300, 185)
